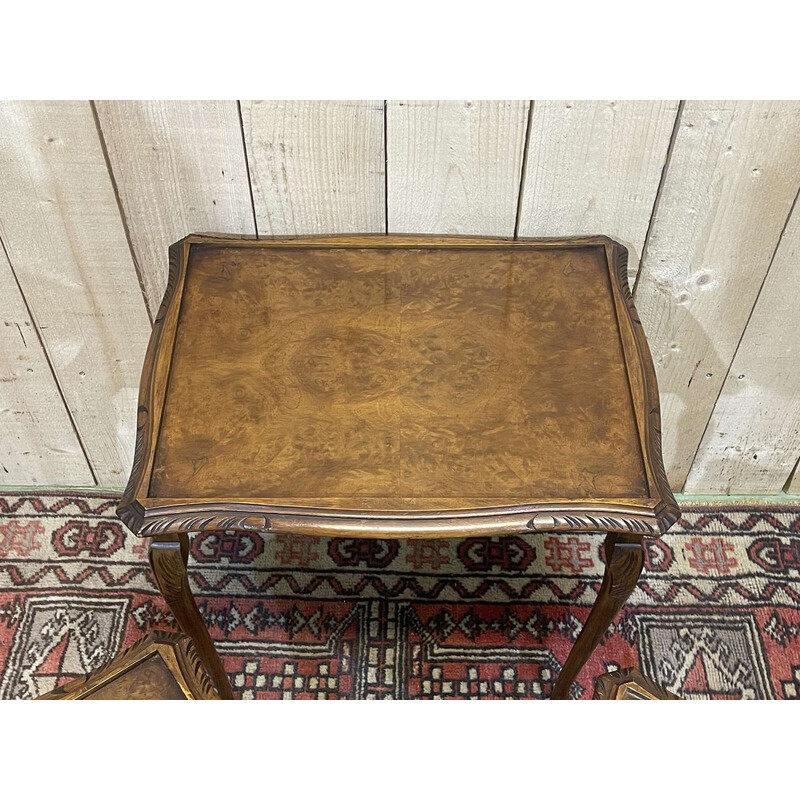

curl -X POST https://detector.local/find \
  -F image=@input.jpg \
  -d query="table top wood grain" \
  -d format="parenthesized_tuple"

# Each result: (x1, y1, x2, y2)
(118, 235, 678, 540)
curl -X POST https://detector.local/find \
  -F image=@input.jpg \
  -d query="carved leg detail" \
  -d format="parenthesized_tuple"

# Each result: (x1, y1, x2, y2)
(550, 532, 644, 700)
(149, 533, 233, 699)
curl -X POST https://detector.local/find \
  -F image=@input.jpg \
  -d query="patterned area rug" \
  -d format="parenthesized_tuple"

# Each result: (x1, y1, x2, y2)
(1, 492, 799, 700)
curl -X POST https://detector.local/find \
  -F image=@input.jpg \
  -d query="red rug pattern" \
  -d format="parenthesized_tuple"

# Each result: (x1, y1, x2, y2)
(1, 492, 799, 699)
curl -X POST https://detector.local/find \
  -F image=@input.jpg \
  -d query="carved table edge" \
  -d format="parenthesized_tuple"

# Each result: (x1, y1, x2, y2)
(117, 499, 679, 539)
(37, 631, 220, 700)
(605, 241, 679, 528)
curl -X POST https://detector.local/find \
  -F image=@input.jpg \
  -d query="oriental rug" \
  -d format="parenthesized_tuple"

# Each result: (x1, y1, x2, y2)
(1, 492, 799, 699)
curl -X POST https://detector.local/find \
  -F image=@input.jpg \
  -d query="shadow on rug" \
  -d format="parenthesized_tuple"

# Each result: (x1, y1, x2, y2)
(1, 492, 799, 699)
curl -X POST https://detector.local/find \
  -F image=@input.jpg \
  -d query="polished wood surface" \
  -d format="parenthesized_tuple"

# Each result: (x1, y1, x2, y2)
(152, 242, 645, 504)
(119, 235, 677, 540)
(38, 632, 219, 700)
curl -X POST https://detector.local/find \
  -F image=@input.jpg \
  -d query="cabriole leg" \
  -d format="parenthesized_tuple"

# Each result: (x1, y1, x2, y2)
(149, 532, 234, 700)
(551, 532, 644, 700)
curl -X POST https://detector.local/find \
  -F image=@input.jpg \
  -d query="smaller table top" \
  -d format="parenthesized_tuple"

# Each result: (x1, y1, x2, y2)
(594, 667, 680, 700)
(118, 235, 678, 540)
(38, 632, 219, 700)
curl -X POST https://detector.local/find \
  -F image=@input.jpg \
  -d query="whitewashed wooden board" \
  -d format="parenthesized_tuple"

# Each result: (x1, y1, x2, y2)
(0, 100, 151, 487)
(94, 101, 255, 309)
(634, 100, 800, 492)
(387, 100, 528, 236)
(0, 245, 93, 485)
(517, 100, 679, 283)
(241, 100, 385, 235)
(685, 198, 800, 494)
(1, 97, 800, 497)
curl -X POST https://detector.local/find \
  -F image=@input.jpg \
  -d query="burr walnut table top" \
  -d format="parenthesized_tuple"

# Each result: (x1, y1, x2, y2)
(38, 632, 219, 700)
(118, 235, 678, 540)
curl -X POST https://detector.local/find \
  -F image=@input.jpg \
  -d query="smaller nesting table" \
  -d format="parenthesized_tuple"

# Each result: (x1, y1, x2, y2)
(38, 632, 218, 700)
(594, 667, 680, 700)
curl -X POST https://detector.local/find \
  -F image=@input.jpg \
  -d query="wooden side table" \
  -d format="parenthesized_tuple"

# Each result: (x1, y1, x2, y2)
(38, 632, 219, 700)
(594, 667, 680, 700)
(117, 234, 679, 700)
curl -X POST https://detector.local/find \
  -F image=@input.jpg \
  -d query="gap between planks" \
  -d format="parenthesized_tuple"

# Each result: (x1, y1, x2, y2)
(513, 101, 535, 240)
(681, 179, 800, 493)
(90, 100, 154, 325)
(0, 233, 98, 486)
(632, 100, 685, 299)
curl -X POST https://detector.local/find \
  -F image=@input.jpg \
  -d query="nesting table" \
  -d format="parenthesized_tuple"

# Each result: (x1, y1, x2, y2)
(39, 632, 219, 700)
(593, 667, 680, 700)
(117, 234, 679, 700)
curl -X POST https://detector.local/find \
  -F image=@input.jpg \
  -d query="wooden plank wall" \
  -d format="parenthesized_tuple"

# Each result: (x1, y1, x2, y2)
(387, 100, 528, 235)
(0, 101, 151, 487)
(1, 99, 798, 495)
(241, 100, 385, 236)
(635, 101, 800, 494)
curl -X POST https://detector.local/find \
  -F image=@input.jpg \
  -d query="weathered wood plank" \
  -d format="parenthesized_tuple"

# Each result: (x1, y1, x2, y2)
(685, 198, 800, 493)
(0, 100, 151, 487)
(634, 100, 800, 491)
(94, 101, 255, 308)
(241, 100, 385, 235)
(0, 244, 93, 485)
(517, 100, 679, 281)
(387, 100, 528, 236)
